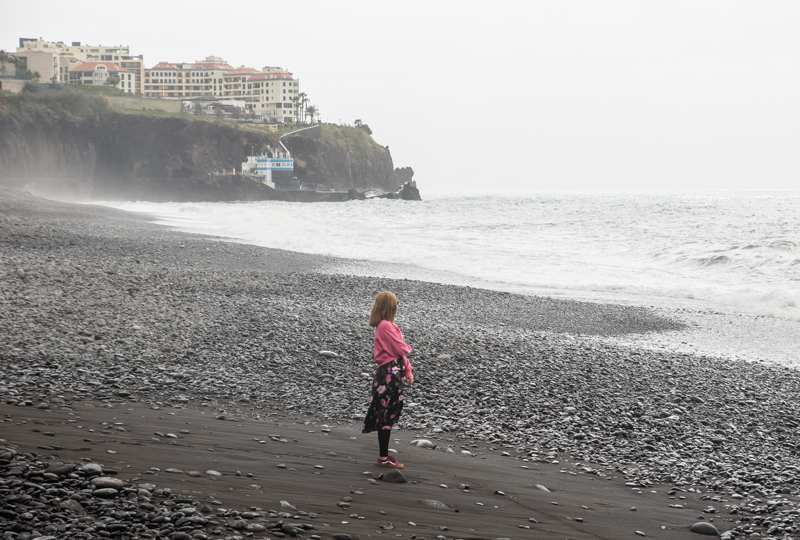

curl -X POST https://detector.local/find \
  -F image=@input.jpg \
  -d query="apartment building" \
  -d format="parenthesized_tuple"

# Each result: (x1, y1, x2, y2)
(7, 51, 60, 82)
(246, 67, 301, 123)
(144, 57, 234, 99)
(68, 62, 134, 93)
(12, 38, 301, 123)
(17, 38, 145, 93)
(57, 57, 82, 83)
(222, 67, 258, 100)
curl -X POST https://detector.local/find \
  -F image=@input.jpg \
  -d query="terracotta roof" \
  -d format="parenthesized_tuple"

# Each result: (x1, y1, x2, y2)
(227, 68, 257, 75)
(149, 61, 234, 71)
(191, 63, 234, 70)
(248, 72, 294, 81)
(69, 62, 129, 73)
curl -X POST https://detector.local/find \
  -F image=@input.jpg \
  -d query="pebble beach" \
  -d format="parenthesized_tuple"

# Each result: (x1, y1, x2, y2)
(3, 186, 800, 540)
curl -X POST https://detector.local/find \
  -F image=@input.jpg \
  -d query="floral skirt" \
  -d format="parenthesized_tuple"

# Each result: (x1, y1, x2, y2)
(362, 357, 405, 434)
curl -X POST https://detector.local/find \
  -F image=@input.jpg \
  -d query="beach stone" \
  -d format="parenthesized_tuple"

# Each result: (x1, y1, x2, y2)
(206, 470, 222, 476)
(411, 439, 436, 448)
(332, 534, 353, 540)
(379, 470, 407, 483)
(535, 484, 551, 492)
(282, 524, 301, 535)
(79, 463, 103, 475)
(59, 499, 85, 513)
(46, 463, 74, 476)
(188, 471, 202, 477)
(319, 351, 339, 358)
(422, 500, 449, 509)
(231, 519, 247, 529)
(166, 468, 183, 473)
(246, 524, 266, 532)
(690, 522, 720, 535)
(92, 476, 124, 490)
(93, 488, 119, 498)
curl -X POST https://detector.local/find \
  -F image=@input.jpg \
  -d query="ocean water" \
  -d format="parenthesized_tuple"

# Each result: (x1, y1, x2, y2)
(98, 191, 800, 363)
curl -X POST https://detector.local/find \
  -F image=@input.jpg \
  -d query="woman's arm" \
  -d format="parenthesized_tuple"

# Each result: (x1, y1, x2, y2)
(377, 321, 412, 359)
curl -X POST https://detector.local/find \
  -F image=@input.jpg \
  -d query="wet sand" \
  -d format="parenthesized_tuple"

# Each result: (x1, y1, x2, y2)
(1, 399, 713, 540)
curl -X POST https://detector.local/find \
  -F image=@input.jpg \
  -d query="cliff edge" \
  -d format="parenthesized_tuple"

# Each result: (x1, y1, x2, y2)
(0, 90, 415, 202)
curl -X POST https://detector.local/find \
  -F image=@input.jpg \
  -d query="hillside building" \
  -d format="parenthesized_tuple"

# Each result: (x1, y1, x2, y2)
(144, 57, 235, 99)
(16, 38, 145, 93)
(68, 62, 134, 93)
(6, 51, 60, 82)
(246, 67, 300, 123)
(143, 60, 300, 123)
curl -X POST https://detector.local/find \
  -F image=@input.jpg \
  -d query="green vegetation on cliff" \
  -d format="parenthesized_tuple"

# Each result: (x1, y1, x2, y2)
(0, 90, 413, 201)
(0, 89, 114, 123)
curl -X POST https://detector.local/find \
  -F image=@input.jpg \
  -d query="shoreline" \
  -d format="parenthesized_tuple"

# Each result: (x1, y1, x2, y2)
(97, 197, 800, 366)
(3, 186, 800, 539)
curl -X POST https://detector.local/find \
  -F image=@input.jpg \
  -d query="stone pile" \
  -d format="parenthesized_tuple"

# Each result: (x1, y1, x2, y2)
(0, 447, 322, 540)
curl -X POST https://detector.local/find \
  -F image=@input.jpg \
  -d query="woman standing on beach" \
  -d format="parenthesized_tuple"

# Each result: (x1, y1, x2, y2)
(362, 291, 414, 469)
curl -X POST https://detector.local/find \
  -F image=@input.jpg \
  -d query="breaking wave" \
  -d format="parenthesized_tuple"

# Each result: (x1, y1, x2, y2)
(99, 190, 800, 321)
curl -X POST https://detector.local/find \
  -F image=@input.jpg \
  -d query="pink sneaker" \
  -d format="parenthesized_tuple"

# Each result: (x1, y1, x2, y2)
(377, 456, 404, 469)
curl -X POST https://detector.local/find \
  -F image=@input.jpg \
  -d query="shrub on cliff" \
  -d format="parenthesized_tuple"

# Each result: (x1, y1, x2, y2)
(0, 88, 111, 124)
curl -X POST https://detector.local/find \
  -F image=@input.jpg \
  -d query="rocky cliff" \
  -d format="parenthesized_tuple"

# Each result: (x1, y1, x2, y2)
(0, 91, 415, 201)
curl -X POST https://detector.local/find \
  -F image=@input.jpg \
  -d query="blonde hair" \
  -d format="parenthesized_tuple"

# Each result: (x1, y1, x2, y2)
(369, 291, 398, 327)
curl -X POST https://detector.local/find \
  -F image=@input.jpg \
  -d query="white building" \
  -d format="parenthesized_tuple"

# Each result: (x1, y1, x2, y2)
(245, 67, 300, 123)
(241, 142, 294, 188)
(68, 62, 134, 92)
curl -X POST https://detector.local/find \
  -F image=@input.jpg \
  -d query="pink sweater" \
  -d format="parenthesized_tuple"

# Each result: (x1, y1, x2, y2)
(374, 320, 413, 378)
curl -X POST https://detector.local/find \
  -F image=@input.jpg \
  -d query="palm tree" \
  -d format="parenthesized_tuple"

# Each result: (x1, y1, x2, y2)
(306, 104, 318, 125)
(291, 95, 300, 124)
(297, 92, 308, 123)
(0, 50, 17, 77)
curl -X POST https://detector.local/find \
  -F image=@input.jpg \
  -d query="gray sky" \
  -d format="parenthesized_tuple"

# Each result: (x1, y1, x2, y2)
(4, 1, 799, 192)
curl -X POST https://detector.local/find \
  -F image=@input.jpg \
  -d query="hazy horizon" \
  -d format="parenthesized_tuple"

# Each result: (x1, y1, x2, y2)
(3, 1, 799, 192)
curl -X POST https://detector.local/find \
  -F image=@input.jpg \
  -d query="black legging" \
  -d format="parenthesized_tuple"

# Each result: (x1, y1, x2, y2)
(378, 429, 391, 457)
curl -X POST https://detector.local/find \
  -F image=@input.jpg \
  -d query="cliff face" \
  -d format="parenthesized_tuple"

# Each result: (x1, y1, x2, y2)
(283, 125, 399, 191)
(0, 92, 411, 201)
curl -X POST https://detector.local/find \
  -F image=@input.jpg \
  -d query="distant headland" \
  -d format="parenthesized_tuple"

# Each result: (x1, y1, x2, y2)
(0, 38, 418, 202)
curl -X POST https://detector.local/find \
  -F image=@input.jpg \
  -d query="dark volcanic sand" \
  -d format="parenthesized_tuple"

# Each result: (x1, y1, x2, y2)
(2, 186, 800, 540)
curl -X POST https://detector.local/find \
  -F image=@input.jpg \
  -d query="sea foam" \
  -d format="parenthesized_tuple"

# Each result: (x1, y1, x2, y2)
(99, 191, 800, 322)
